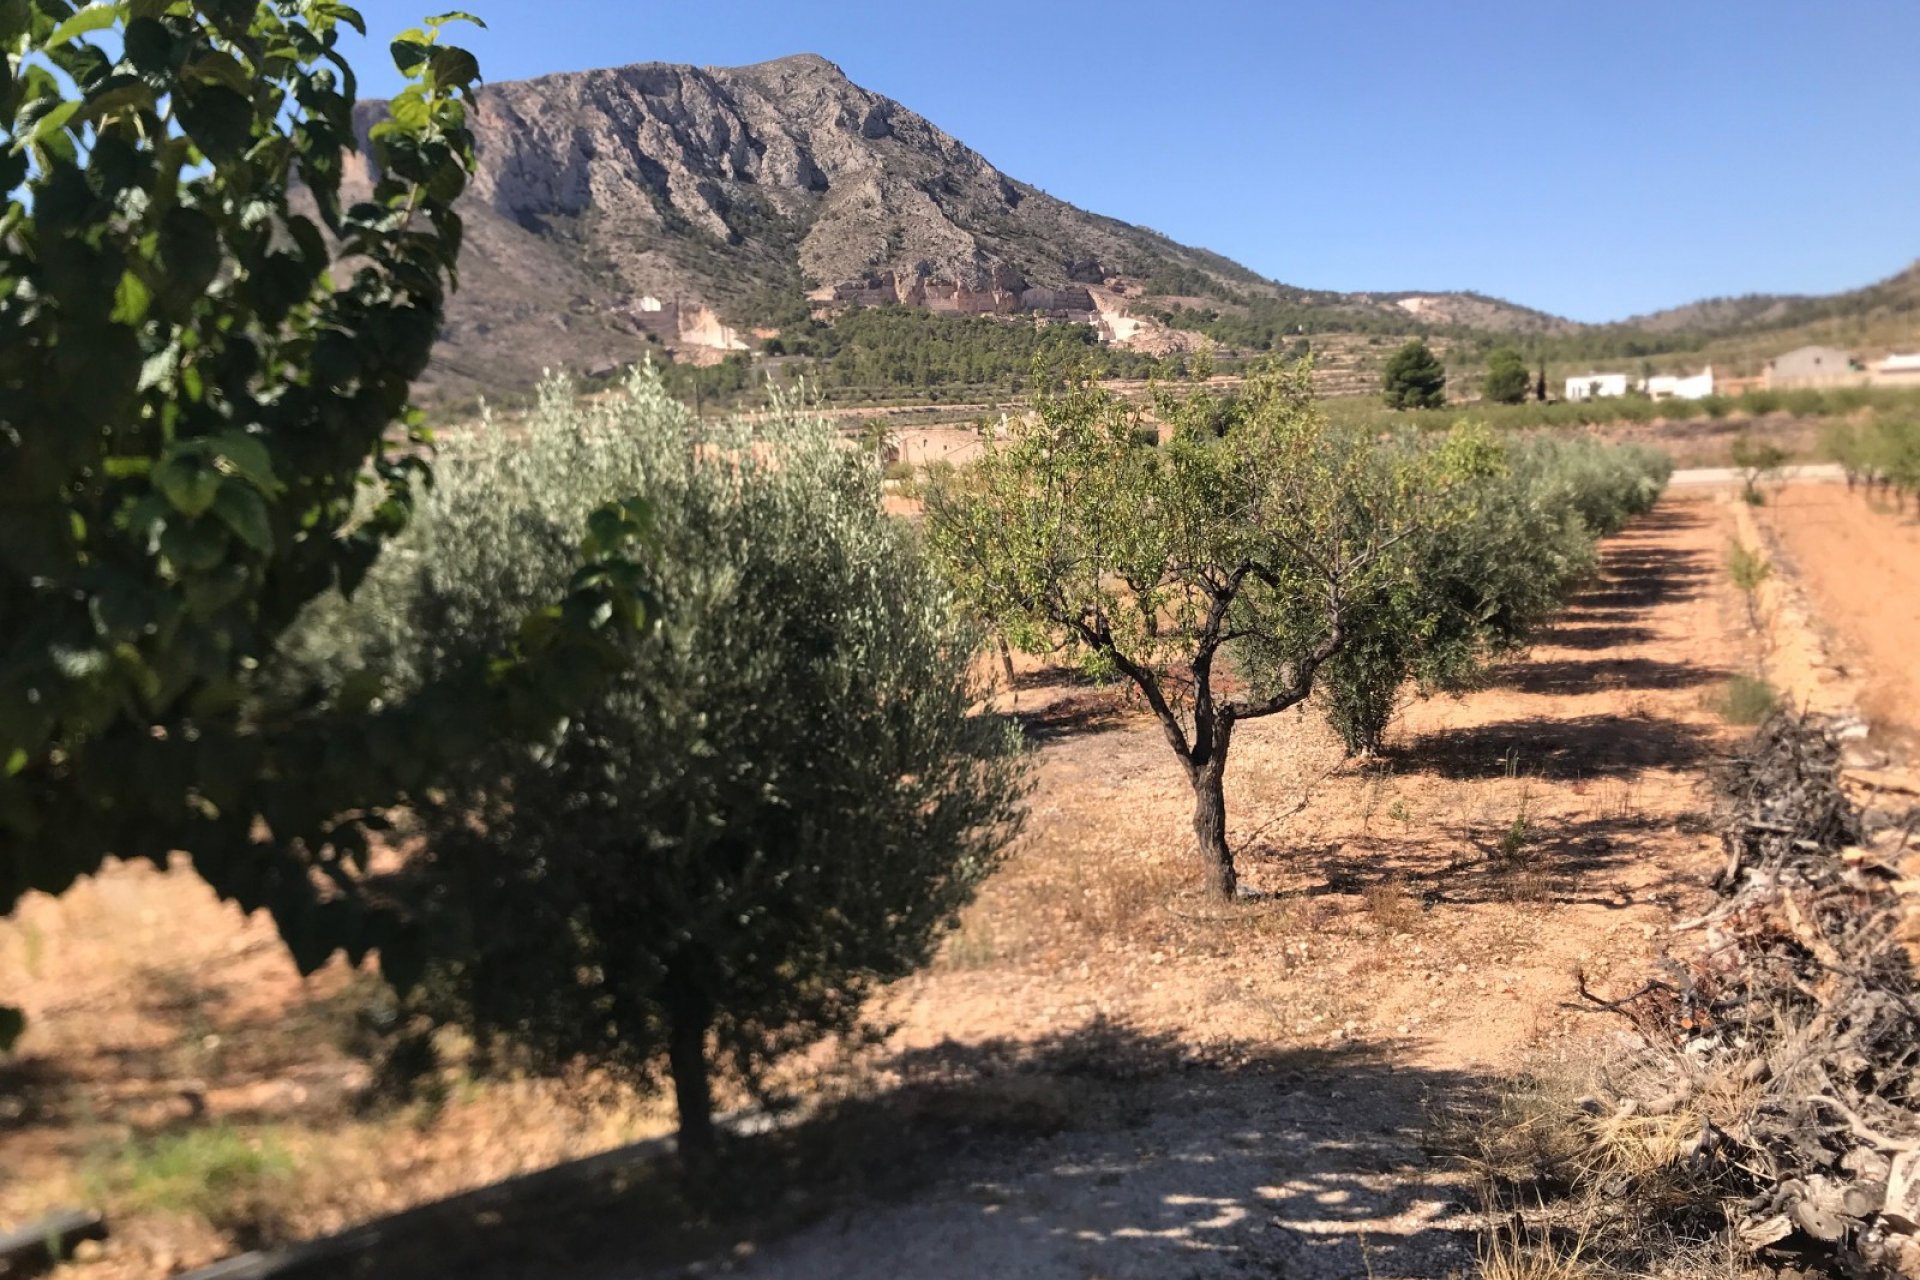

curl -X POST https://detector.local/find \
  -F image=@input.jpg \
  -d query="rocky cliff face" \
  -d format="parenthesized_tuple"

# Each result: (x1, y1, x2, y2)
(351, 54, 1560, 399)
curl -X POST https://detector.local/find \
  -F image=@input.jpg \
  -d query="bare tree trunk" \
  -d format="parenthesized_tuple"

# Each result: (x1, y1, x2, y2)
(666, 983, 716, 1170)
(995, 634, 1016, 687)
(1190, 760, 1235, 899)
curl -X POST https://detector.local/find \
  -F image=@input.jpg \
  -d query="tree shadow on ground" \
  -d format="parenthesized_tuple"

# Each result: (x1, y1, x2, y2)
(1541, 624, 1659, 651)
(1253, 807, 1699, 911)
(1007, 666, 1101, 694)
(1002, 687, 1130, 743)
(195, 1020, 1486, 1280)
(1388, 713, 1721, 781)
(1491, 656, 1727, 696)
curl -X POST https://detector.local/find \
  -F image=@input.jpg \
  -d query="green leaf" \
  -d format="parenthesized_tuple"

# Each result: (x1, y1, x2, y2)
(154, 456, 223, 518)
(111, 269, 150, 325)
(175, 84, 253, 162)
(211, 482, 274, 554)
(427, 46, 479, 90)
(211, 431, 283, 495)
(11, 100, 81, 155)
(5, 748, 29, 777)
(181, 50, 252, 94)
(426, 10, 486, 28)
(158, 517, 230, 575)
(389, 36, 431, 74)
(45, 2, 121, 50)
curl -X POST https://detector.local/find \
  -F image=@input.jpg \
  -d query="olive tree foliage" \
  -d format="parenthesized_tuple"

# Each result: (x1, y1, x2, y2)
(1825, 418, 1920, 508)
(281, 369, 1028, 1158)
(1301, 436, 1672, 755)
(925, 364, 1493, 900)
(0, 3, 655, 1048)
(1382, 339, 1447, 410)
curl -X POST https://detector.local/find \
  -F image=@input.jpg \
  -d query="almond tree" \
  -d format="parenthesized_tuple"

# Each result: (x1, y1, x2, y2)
(0, 4, 653, 1046)
(927, 365, 1491, 898)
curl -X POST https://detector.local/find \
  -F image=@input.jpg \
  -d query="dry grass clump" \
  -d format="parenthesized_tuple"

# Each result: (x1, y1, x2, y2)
(1362, 876, 1423, 935)
(1478, 1213, 1605, 1280)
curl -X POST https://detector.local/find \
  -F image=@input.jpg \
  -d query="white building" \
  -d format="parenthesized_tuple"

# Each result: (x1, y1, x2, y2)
(1877, 353, 1920, 379)
(1566, 373, 1629, 401)
(1646, 366, 1715, 400)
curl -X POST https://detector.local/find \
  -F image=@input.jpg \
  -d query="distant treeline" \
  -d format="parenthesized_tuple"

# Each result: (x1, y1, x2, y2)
(1323, 383, 1920, 432)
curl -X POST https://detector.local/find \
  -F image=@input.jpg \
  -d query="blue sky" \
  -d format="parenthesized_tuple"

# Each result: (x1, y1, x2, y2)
(339, 0, 1920, 323)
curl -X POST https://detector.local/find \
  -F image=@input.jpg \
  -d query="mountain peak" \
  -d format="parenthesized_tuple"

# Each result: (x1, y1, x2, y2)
(737, 52, 845, 75)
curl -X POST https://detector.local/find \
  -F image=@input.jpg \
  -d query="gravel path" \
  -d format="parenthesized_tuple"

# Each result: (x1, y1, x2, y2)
(727, 1065, 1479, 1280)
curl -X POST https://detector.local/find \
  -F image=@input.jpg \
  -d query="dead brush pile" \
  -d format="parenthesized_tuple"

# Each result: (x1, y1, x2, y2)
(1476, 713, 1920, 1277)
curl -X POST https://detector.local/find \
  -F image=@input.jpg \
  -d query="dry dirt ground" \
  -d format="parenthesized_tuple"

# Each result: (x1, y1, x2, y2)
(1745, 480, 1920, 753)
(0, 488, 1878, 1279)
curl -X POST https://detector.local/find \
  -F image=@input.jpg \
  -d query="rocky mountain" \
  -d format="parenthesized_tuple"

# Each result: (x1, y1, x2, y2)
(350, 54, 1566, 399)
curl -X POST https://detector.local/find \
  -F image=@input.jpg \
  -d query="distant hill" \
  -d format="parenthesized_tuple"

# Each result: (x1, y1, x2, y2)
(1623, 261, 1920, 336)
(350, 54, 1571, 399)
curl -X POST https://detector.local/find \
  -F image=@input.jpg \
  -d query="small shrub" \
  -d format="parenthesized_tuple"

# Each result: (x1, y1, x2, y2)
(883, 458, 917, 482)
(88, 1127, 295, 1233)
(1724, 541, 1771, 634)
(1713, 675, 1777, 725)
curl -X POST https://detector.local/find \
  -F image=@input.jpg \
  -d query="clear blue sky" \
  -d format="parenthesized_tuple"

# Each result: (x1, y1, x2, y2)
(340, 0, 1920, 323)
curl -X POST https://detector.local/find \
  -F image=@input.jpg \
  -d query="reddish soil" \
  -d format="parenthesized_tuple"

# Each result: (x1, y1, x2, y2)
(1753, 483, 1920, 751)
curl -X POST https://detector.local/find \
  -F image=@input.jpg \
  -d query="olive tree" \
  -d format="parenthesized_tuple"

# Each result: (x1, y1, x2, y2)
(284, 370, 1028, 1159)
(1730, 433, 1791, 505)
(1867, 419, 1920, 510)
(926, 365, 1490, 899)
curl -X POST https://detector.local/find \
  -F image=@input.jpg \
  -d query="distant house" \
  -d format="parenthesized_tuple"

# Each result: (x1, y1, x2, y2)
(1646, 366, 1715, 400)
(1763, 345, 1861, 390)
(1875, 352, 1920, 382)
(1565, 373, 1628, 401)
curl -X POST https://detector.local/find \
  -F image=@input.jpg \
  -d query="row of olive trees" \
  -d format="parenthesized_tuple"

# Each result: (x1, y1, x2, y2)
(1305, 436, 1671, 755)
(1823, 419, 1920, 508)
(925, 365, 1670, 898)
